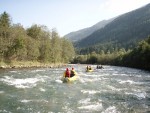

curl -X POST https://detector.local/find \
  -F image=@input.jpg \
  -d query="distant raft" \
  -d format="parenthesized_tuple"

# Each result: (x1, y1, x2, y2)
(86, 69, 93, 72)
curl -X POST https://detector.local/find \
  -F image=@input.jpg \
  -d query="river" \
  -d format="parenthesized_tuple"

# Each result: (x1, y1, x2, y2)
(0, 64, 150, 113)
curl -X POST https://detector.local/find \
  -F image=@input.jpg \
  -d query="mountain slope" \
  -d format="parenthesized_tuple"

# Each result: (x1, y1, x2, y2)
(64, 18, 114, 42)
(76, 3, 150, 50)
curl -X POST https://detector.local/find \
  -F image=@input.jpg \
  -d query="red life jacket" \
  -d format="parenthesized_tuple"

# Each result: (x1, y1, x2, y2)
(65, 70, 70, 77)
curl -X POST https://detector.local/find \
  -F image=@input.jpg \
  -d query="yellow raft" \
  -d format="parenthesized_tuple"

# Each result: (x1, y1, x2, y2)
(61, 75, 78, 83)
(86, 69, 93, 72)
(61, 72, 78, 83)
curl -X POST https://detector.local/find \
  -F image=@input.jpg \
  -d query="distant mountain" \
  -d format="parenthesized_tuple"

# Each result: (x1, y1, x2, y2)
(64, 18, 114, 42)
(76, 3, 150, 53)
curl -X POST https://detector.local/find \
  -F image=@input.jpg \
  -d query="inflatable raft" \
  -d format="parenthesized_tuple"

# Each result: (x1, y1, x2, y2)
(86, 69, 93, 72)
(61, 75, 78, 83)
(61, 71, 78, 83)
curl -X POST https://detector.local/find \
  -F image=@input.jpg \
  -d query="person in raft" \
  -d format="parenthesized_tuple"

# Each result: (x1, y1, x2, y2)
(64, 68, 70, 78)
(70, 68, 76, 77)
(86, 66, 89, 70)
(88, 66, 92, 70)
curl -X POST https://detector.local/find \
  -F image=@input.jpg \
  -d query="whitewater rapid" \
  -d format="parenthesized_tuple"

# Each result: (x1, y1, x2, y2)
(0, 65, 150, 113)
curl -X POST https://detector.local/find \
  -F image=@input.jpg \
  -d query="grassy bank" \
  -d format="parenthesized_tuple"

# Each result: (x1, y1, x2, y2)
(0, 61, 64, 69)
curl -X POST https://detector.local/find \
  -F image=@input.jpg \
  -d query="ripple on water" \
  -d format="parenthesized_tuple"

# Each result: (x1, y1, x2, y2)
(107, 85, 122, 91)
(118, 80, 136, 85)
(78, 103, 103, 111)
(125, 91, 147, 100)
(101, 106, 120, 113)
(20, 99, 48, 103)
(78, 98, 91, 104)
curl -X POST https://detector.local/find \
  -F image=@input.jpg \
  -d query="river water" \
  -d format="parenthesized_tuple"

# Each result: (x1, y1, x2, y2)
(0, 64, 150, 113)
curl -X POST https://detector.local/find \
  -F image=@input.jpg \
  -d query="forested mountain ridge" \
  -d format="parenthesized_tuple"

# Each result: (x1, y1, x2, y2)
(76, 3, 150, 53)
(64, 18, 114, 42)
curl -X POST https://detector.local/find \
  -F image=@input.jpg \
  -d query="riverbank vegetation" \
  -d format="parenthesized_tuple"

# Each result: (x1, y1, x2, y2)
(0, 12, 75, 68)
(73, 36, 150, 71)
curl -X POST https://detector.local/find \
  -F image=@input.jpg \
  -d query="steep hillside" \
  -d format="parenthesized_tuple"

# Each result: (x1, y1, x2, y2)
(76, 3, 150, 52)
(64, 18, 114, 42)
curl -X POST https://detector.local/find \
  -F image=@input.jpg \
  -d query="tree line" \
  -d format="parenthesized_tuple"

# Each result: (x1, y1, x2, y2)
(73, 36, 150, 71)
(0, 12, 75, 64)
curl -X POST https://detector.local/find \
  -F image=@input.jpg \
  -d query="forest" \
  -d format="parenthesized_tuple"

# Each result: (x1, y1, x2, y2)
(73, 36, 150, 71)
(0, 12, 75, 66)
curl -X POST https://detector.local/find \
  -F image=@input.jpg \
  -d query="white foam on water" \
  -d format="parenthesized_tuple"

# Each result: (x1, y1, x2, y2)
(98, 74, 108, 77)
(20, 99, 48, 103)
(105, 68, 114, 71)
(62, 105, 75, 113)
(112, 73, 128, 76)
(112, 73, 119, 76)
(101, 77, 109, 80)
(92, 78, 102, 82)
(102, 106, 120, 113)
(78, 98, 91, 105)
(37, 99, 49, 103)
(17, 107, 21, 110)
(78, 72, 87, 76)
(0, 91, 4, 94)
(112, 73, 128, 77)
(120, 73, 129, 76)
(37, 75, 51, 82)
(78, 103, 103, 111)
(107, 85, 121, 91)
(21, 99, 32, 103)
(78, 77, 88, 83)
(136, 92, 147, 99)
(39, 88, 46, 92)
(118, 80, 135, 84)
(85, 74, 102, 78)
(81, 78, 93, 82)
(80, 77, 102, 83)
(55, 79, 63, 83)
(81, 90, 101, 95)
(10, 70, 18, 73)
(125, 91, 147, 99)
(84, 74, 95, 77)
(31, 69, 45, 73)
(0, 76, 41, 89)
(95, 73, 109, 77)
(0, 109, 12, 113)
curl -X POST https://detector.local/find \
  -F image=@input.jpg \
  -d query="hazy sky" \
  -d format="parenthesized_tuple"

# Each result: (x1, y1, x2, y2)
(1, 0, 150, 36)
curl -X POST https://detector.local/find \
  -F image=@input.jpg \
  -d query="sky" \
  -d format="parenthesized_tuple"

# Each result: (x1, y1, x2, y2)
(1, 0, 150, 36)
